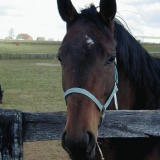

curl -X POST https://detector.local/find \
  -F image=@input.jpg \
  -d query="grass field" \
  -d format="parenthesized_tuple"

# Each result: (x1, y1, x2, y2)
(0, 59, 66, 112)
(0, 41, 160, 53)
(0, 42, 160, 159)
(0, 59, 70, 160)
(0, 43, 60, 53)
(142, 43, 160, 52)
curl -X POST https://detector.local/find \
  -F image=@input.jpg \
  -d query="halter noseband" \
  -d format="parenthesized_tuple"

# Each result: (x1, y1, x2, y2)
(64, 60, 118, 126)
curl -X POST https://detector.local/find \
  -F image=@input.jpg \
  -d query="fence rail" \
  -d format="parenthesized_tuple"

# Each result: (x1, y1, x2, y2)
(0, 52, 160, 60)
(0, 53, 57, 59)
(150, 52, 160, 57)
(1, 109, 160, 159)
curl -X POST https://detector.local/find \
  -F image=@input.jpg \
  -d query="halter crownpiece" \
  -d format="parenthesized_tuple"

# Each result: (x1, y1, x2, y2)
(64, 59, 118, 126)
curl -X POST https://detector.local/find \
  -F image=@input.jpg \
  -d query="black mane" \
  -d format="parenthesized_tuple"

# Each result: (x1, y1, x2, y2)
(114, 19, 160, 96)
(81, 5, 160, 96)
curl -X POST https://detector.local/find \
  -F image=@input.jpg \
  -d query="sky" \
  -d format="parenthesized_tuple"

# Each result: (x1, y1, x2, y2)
(0, 0, 160, 40)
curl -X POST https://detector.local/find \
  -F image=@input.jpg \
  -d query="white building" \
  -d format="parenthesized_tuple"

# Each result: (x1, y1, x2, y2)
(135, 36, 160, 44)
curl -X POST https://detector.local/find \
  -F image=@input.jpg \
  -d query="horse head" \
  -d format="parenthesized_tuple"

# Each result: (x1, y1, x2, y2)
(57, 0, 117, 159)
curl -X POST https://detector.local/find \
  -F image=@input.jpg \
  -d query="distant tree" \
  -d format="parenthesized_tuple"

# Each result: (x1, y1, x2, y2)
(8, 28, 15, 39)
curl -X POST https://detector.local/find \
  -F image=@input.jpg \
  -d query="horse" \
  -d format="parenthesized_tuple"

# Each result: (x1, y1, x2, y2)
(57, 0, 160, 159)
(12, 42, 19, 46)
(0, 85, 4, 104)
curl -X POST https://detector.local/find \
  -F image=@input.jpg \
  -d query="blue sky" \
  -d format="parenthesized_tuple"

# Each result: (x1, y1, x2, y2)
(0, 0, 160, 40)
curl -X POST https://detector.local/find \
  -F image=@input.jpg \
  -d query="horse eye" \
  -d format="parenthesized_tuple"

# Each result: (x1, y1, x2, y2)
(107, 56, 116, 65)
(56, 55, 63, 63)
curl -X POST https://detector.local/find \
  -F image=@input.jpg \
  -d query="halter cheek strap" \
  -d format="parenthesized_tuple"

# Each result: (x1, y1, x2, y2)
(64, 61, 118, 126)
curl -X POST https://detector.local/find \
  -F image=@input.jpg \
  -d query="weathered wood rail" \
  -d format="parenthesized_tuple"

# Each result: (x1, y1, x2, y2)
(0, 109, 160, 159)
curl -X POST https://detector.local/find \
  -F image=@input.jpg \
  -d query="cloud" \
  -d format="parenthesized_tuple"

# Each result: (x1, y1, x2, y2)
(116, 1, 160, 37)
(119, 0, 159, 5)
(0, 0, 159, 40)
(0, 10, 9, 16)
(141, 3, 160, 27)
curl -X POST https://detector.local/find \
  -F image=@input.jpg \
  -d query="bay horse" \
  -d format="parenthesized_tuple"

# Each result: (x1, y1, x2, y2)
(0, 85, 4, 104)
(57, 0, 160, 159)
(12, 42, 19, 46)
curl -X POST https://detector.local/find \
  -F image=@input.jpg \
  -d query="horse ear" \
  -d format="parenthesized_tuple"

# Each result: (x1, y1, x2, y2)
(57, 0, 78, 24)
(99, 0, 117, 23)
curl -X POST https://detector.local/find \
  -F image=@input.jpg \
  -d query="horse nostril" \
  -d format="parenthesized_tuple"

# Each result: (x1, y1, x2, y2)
(86, 131, 96, 153)
(62, 131, 66, 146)
(62, 131, 70, 153)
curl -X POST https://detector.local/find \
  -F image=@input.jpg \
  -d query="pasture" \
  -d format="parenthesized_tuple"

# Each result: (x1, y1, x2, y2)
(0, 59, 65, 112)
(142, 43, 160, 53)
(0, 41, 60, 53)
(0, 41, 160, 159)
(0, 59, 70, 160)
(0, 41, 160, 58)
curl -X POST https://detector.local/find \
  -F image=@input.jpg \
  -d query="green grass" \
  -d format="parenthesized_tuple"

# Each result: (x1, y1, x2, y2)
(0, 42, 160, 54)
(0, 43, 59, 53)
(142, 44, 160, 52)
(0, 59, 66, 112)
(0, 59, 69, 160)
(0, 43, 160, 112)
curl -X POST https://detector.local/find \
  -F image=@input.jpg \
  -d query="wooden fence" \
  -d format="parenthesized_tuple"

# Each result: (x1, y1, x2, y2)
(150, 52, 160, 58)
(0, 53, 57, 59)
(0, 108, 160, 159)
(0, 52, 160, 60)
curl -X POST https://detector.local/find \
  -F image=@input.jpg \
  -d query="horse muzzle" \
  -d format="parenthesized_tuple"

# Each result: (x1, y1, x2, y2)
(62, 130, 96, 160)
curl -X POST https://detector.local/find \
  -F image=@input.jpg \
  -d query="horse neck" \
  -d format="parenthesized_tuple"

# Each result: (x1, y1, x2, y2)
(117, 68, 136, 110)
(117, 67, 160, 110)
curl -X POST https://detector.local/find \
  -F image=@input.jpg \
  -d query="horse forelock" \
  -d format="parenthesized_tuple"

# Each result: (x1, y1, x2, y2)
(80, 4, 113, 40)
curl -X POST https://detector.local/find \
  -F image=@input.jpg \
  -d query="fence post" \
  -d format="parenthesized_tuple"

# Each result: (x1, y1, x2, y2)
(0, 109, 23, 160)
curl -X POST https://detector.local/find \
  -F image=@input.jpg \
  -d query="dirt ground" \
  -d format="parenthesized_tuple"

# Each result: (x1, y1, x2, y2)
(24, 140, 70, 160)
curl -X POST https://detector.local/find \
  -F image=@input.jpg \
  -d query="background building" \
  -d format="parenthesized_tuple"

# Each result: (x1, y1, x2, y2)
(135, 36, 160, 44)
